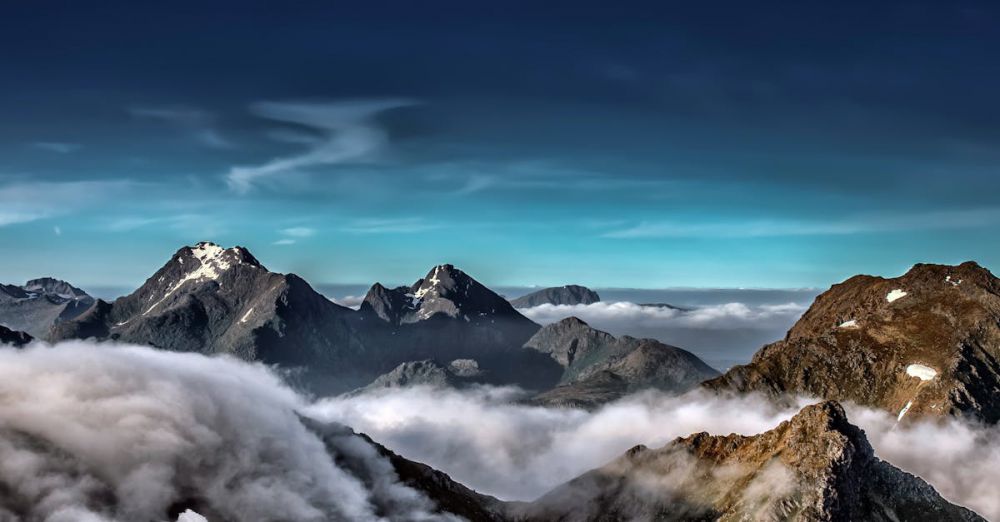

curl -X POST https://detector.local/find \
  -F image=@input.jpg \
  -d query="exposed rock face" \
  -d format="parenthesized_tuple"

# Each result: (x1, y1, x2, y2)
(705, 262, 1000, 423)
(525, 318, 719, 407)
(350, 359, 485, 394)
(0, 325, 31, 347)
(0, 278, 94, 338)
(510, 285, 601, 308)
(51, 243, 368, 392)
(519, 401, 984, 521)
(358, 265, 560, 390)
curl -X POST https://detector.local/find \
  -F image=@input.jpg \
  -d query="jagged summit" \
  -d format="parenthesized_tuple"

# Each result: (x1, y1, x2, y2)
(50, 242, 364, 391)
(510, 285, 601, 308)
(22, 277, 90, 300)
(706, 261, 1000, 423)
(0, 276, 94, 338)
(361, 263, 527, 325)
(521, 400, 984, 521)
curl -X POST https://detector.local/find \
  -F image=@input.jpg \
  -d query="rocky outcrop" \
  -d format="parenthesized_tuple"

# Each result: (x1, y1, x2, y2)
(510, 285, 601, 308)
(705, 262, 1000, 423)
(519, 401, 984, 521)
(0, 278, 94, 338)
(0, 325, 31, 347)
(525, 318, 718, 407)
(349, 359, 485, 394)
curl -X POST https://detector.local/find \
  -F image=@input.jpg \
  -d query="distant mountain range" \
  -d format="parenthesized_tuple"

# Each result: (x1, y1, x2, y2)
(0, 245, 996, 519)
(0, 277, 93, 337)
(7, 242, 709, 398)
(510, 285, 601, 307)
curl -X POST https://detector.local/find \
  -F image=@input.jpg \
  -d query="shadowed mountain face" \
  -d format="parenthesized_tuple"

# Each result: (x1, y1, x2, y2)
(519, 401, 984, 522)
(0, 278, 94, 338)
(50, 245, 559, 393)
(705, 262, 1000, 423)
(0, 325, 31, 347)
(348, 359, 485, 395)
(510, 285, 601, 308)
(525, 317, 719, 408)
(358, 265, 560, 390)
(50, 243, 369, 392)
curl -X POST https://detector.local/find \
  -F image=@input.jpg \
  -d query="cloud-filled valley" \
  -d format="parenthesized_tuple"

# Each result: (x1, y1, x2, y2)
(517, 300, 809, 370)
(1, 339, 996, 520)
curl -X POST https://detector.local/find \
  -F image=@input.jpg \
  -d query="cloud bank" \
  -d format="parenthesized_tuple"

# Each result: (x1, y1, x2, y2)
(518, 301, 807, 369)
(311, 385, 1000, 519)
(0, 342, 453, 522)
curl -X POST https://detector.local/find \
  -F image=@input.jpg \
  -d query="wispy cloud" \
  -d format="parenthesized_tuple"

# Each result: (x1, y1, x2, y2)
(227, 99, 416, 193)
(281, 226, 316, 238)
(130, 106, 234, 149)
(0, 180, 136, 227)
(31, 142, 81, 154)
(104, 214, 205, 233)
(603, 208, 1000, 238)
(272, 226, 317, 245)
(340, 217, 440, 234)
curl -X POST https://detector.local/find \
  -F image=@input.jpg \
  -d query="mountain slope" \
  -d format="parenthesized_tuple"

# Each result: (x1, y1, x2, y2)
(510, 285, 601, 308)
(525, 317, 719, 407)
(349, 358, 484, 394)
(519, 401, 983, 521)
(51, 242, 368, 391)
(0, 278, 94, 338)
(705, 262, 1000, 423)
(358, 265, 560, 389)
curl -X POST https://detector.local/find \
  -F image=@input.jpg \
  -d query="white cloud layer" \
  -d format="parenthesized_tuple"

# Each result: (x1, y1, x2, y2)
(312, 385, 1000, 519)
(0, 342, 453, 521)
(518, 301, 808, 369)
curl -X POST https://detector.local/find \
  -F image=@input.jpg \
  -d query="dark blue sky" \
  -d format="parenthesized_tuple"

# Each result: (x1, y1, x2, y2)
(2, 1, 998, 288)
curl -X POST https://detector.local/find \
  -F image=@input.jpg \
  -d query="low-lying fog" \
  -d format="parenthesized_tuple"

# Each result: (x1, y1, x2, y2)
(4, 341, 999, 521)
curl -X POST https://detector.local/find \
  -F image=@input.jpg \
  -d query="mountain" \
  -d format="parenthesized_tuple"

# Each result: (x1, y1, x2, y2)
(519, 401, 984, 521)
(0, 277, 94, 338)
(0, 325, 31, 347)
(525, 317, 719, 407)
(705, 262, 1000, 423)
(349, 358, 485, 394)
(358, 264, 561, 389)
(304, 418, 507, 521)
(510, 285, 601, 308)
(51, 245, 560, 393)
(51, 242, 368, 392)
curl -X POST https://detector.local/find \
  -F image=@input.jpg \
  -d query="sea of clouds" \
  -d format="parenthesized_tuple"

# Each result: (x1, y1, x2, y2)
(517, 301, 808, 370)
(3, 341, 1000, 521)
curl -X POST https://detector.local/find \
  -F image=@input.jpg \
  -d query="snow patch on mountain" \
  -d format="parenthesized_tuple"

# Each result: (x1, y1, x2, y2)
(886, 289, 908, 302)
(906, 364, 938, 381)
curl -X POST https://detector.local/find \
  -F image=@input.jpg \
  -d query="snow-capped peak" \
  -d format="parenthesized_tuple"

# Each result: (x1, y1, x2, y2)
(143, 243, 245, 316)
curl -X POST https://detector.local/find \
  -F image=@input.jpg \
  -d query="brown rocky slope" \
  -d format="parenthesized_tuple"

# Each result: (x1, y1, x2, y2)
(705, 262, 1000, 423)
(516, 401, 983, 521)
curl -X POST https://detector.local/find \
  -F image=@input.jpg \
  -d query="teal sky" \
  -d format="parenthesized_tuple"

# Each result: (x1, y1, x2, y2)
(2, 1, 998, 289)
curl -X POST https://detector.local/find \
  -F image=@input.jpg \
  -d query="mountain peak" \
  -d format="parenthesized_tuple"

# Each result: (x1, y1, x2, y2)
(706, 260, 1000, 423)
(510, 285, 600, 308)
(22, 277, 90, 300)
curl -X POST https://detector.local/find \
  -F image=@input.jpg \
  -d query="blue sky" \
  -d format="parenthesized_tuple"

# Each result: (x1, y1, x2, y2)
(2, 1, 999, 289)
